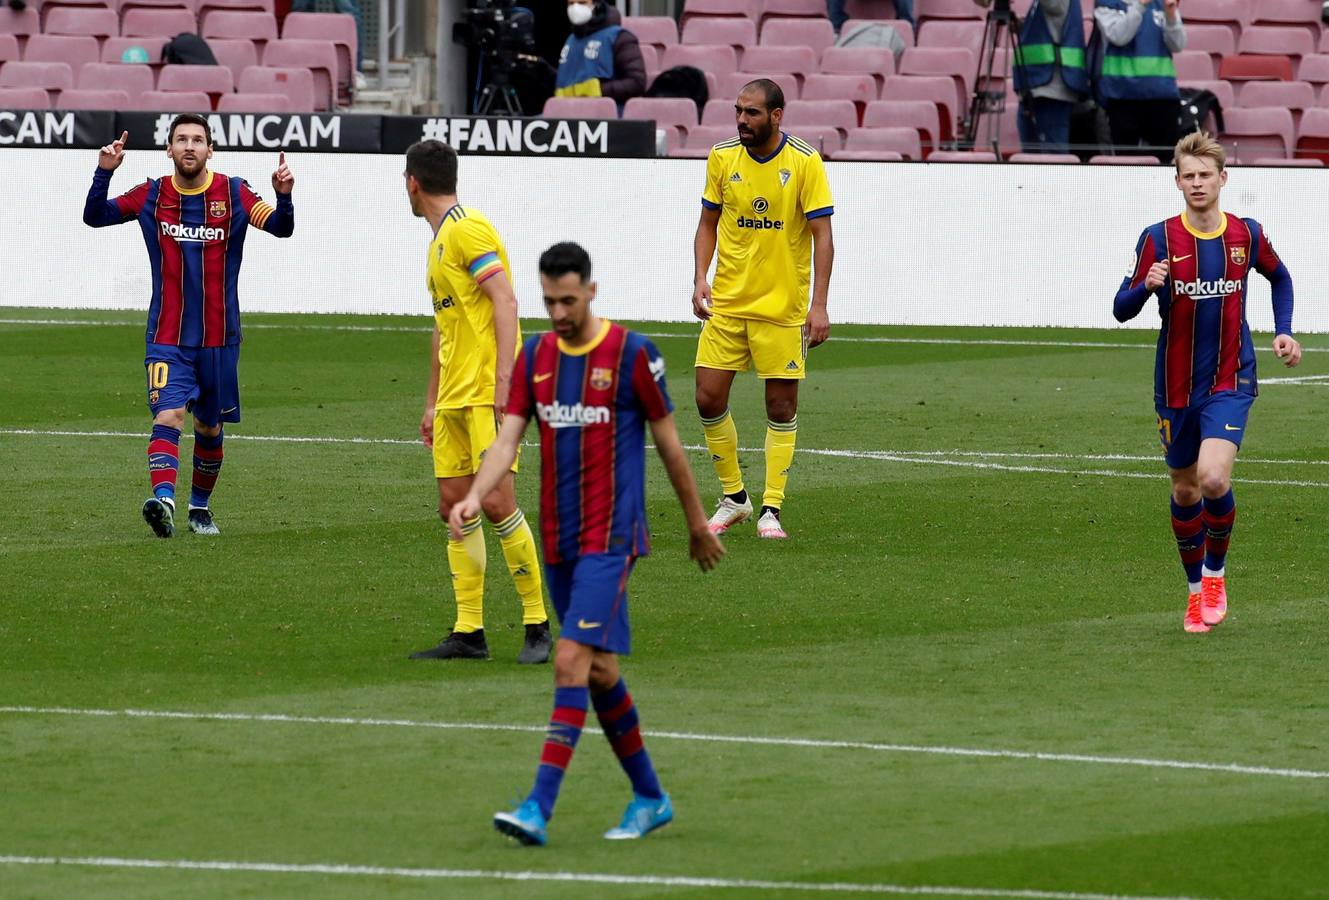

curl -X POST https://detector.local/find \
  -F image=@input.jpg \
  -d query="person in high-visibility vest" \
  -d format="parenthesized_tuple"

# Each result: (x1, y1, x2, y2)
(1094, 0, 1187, 161)
(1006, 0, 1091, 154)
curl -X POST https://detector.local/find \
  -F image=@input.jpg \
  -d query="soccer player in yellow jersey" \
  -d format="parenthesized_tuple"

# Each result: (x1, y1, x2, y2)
(692, 79, 834, 539)
(403, 140, 551, 663)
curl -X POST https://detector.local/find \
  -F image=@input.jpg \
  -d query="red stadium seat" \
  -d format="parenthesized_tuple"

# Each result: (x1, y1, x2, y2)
(802, 72, 878, 107)
(701, 96, 736, 124)
(102, 35, 169, 64)
(202, 11, 277, 43)
(761, 18, 836, 54)
(782, 98, 857, 136)
(685, 123, 739, 148)
(622, 96, 699, 144)
(1173, 50, 1216, 83)
(1237, 26, 1315, 60)
(1184, 25, 1238, 64)
(681, 16, 757, 49)
(760, 0, 828, 23)
(0, 84, 52, 107)
(828, 149, 905, 161)
(1181, 0, 1249, 41)
(24, 35, 101, 72)
(281, 12, 356, 94)
(0, 33, 17, 64)
(137, 88, 210, 110)
(78, 62, 155, 103)
(714, 70, 800, 101)
(741, 44, 819, 82)
(819, 45, 895, 86)
(1009, 152, 1081, 163)
(1219, 54, 1295, 81)
(638, 42, 658, 76)
(208, 37, 259, 85)
(0, 6, 40, 53)
(681, 0, 761, 26)
(1295, 106, 1329, 161)
(1238, 80, 1315, 124)
(44, 7, 119, 39)
(1220, 106, 1295, 160)
(841, 18, 914, 48)
(158, 63, 234, 108)
(622, 16, 679, 54)
(916, 19, 983, 55)
(1248, 0, 1321, 40)
(863, 98, 939, 151)
(218, 90, 291, 112)
(120, 8, 198, 37)
(1249, 156, 1323, 166)
(1298, 53, 1329, 93)
(120, 0, 199, 11)
(57, 87, 130, 109)
(542, 96, 618, 118)
(236, 64, 313, 111)
(899, 46, 975, 109)
(262, 39, 338, 110)
(787, 122, 842, 151)
(916, 0, 984, 24)
(840, 125, 920, 158)
(197, 0, 275, 24)
(662, 43, 739, 74)
(880, 73, 958, 140)
(927, 149, 997, 161)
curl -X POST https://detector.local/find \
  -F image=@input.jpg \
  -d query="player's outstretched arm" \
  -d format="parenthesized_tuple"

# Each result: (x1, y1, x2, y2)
(807, 216, 833, 347)
(649, 414, 724, 572)
(449, 413, 527, 539)
(692, 205, 721, 320)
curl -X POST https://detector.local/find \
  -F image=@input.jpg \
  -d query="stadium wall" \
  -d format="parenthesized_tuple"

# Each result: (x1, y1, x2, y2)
(4, 149, 1326, 332)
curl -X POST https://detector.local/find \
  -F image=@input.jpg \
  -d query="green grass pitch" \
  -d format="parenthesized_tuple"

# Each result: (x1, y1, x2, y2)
(2, 309, 1328, 898)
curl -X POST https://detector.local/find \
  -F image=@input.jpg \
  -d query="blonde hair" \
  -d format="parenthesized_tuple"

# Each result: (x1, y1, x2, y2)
(1174, 131, 1226, 172)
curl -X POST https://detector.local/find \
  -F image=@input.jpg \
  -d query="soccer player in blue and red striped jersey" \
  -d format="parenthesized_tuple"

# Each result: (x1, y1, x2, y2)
(451, 242, 724, 846)
(1114, 132, 1301, 633)
(83, 114, 294, 538)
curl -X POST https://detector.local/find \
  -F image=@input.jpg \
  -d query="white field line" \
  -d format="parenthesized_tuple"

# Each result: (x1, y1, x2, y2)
(0, 855, 1207, 900)
(3, 429, 1327, 487)
(2, 317, 1327, 354)
(4, 705, 1328, 782)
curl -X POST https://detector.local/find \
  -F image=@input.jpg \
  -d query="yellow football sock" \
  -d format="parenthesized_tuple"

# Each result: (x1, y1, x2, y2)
(701, 408, 744, 496)
(763, 417, 797, 510)
(447, 515, 486, 633)
(495, 509, 547, 625)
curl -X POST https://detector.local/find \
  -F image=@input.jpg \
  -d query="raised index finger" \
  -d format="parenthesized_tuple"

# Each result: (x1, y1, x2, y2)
(278, 151, 286, 167)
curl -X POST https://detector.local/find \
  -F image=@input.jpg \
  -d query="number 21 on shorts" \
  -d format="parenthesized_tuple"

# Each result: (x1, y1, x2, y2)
(1156, 414, 1173, 449)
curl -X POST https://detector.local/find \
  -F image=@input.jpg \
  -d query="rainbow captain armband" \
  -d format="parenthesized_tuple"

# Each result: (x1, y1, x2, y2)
(468, 252, 504, 284)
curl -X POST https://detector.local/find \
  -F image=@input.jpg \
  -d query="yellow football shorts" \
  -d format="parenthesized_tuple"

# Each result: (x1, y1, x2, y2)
(695, 312, 807, 379)
(432, 405, 519, 479)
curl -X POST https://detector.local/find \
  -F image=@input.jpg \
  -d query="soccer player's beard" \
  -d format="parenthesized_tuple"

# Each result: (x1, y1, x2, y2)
(738, 121, 771, 147)
(174, 155, 206, 180)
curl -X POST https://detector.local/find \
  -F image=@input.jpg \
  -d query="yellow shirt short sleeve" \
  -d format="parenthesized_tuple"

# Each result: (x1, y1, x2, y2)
(799, 150, 834, 220)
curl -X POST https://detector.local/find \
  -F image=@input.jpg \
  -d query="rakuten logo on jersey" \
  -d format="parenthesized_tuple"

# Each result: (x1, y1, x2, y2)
(1173, 278, 1242, 299)
(161, 221, 225, 242)
(536, 400, 611, 428)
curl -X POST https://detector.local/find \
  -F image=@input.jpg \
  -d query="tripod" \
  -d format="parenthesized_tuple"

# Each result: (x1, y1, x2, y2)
(475, 52, 523, 116)
(961, 2, 1040, 151)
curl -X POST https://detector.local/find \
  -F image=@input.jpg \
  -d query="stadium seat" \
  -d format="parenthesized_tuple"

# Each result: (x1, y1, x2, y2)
(1088, 154, 1161, 165)
(862, 98, 939, 151)
(841, 18, 914, 48)
(680, 0, 761, 26)
(56, 87, 130, 109)
(1009, 152, 1081, 163)
(829, 148, 905, 160)
(1173, 50, 1216, 82)
(1298, 53, 1329, 95)
(0, 34, 17, 64)
(714, 70, 800, 102)
(899, 46, 975, 110)
(639, 42, 658, 74)
(1249, 156, 1323, 166)
(741, 45, 819, 82)
(622, 96, 699, 150)
(701, 97, 736, 124)
(1322, 30, 1329, 53)
(542, 95, 618, 118)
(197, 0, 275, 24)
(120, 0, 200, 10)
(880, 73, 959, 140)
(1182, 80, 1237, 121)
(685, 123, 739, 149)
(802, 72, 878, 107)
(916, 19, 984, 55)
(782, 98, 857, 136)
(1296, 106, 1329, 161)
(24, 35, 101, 73)
(262, 39, 338, 110)
(916, 0, 984, 23)
(237, 64, 313, 111)
(208, 37, 259, 85)
(0, 6, 40, 52)
(759, 0, 828, 24)
(138, 88, 210, 111)
(819, 45, 895, 85)
(78, 62, 155, 103)
(218, 90, 291, 112)
(927, 149, 996, 161)
(281, 12, 356, 95)
(202, 11, 278, 43)
(1238, 80, 1315, 122)
(1237, 26, 1315, 60)
(43, 7, 119, 39)
(839, 125, 920, 159)
(1218, 54, 1295, 82)
(681, 16, 757, 49)
(120, 8, 198, 37)
(1184, 25, 1238, 63)
(0, 85, 52, 107)
(0, 61, 74, 105)
(662, 43, 739, 74)
(787, 122, 842, 152)
(761, 18, 836, 55)
(102, 35, 169, 64)
(1181, 0, 1249, 41)
(158, 63, 234, 108)
(1248, 0, 1321, 39)
(622, 16, 678, 54)
(1220, 106, 1295, 160)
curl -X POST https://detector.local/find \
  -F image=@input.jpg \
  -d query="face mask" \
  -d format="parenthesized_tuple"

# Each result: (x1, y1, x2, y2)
(567, 4, 593, 25)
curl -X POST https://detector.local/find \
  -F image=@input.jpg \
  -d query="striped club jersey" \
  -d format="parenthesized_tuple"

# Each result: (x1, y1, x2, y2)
(506, 321, 674, 564)
(702, 132, 834, 326)
(1121, 212, 1287, 408)
(88, 170, 290, 347)
(426, 205, 521, 409)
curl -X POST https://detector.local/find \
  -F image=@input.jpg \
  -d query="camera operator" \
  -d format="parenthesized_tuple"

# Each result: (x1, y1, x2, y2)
(554, 0, 646, 109)
(975, 0, 1088, 154)
(1094, 0, 1185, 162)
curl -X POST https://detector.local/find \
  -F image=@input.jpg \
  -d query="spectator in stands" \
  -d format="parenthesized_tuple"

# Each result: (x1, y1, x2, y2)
(291, 0, 367, 90)
(986, 0, 1089, 153)
(554, 0, 646, 109)
(829, 0, 913, 37)
(1094, 0, 1185, 162)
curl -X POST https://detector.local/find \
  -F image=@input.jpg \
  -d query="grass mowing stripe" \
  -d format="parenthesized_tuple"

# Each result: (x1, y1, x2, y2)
(6, 706, 1328, 782)
(0, 855, 1211, 899)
